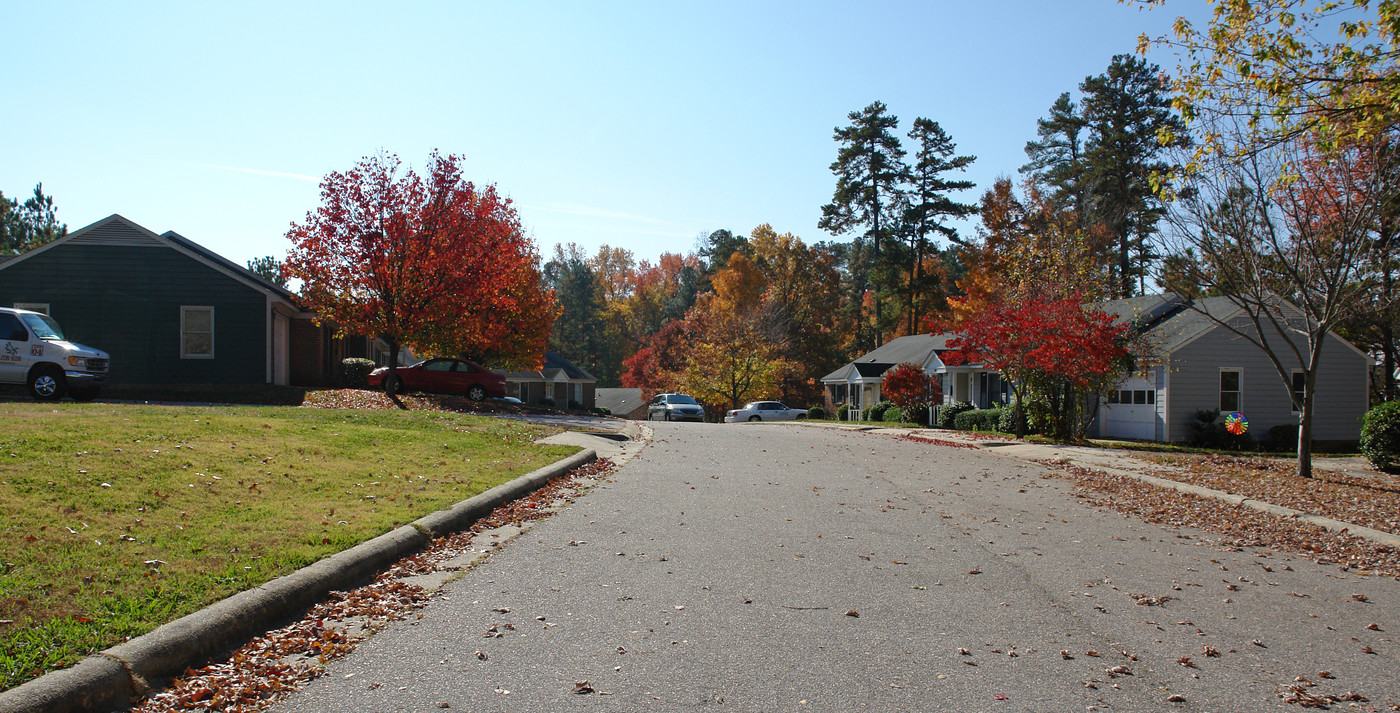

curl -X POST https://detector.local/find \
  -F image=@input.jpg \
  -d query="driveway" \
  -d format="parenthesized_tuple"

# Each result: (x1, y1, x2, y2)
(271, 422, 1398, 712)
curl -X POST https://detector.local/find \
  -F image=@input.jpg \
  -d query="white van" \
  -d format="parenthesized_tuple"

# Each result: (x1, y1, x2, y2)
(0, 307, 109, 401)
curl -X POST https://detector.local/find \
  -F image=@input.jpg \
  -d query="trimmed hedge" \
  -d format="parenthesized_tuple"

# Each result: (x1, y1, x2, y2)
(882, 406, 904, 423)
(1361, 401, 1400, 472)
(863, 400, 895, 422)
(808, 406, 827, 420)
(341, 358, 376, 388)
(937, 402, 974, 429)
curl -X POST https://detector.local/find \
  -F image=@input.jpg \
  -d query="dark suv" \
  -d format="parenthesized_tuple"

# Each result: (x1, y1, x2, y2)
(647, 393, 706, 422)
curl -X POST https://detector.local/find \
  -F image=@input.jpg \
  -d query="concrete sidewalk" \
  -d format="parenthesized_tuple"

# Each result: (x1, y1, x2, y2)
(800, 421, 1400, 551)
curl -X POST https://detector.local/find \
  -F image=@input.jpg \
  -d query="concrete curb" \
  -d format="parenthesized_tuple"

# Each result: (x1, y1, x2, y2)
(0, 449, 597, 713)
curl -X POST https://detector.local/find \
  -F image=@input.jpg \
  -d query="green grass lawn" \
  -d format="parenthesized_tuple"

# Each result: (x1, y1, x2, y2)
(0, 402, 577, 691)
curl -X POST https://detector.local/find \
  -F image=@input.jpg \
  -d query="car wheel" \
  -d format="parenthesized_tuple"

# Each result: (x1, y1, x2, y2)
(70, 387, 100, 402)
(795, 413, 806, 420)
(748, 415, 760, 422)
(468, 385, 486, 401)
(29, 366, 66, 401)
(664, 412, 671, 422)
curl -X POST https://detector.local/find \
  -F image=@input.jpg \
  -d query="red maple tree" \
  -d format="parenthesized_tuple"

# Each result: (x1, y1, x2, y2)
(929, 293, 1133, 440)
(285, 151, 555, 405)
(880, 363, 942, 423)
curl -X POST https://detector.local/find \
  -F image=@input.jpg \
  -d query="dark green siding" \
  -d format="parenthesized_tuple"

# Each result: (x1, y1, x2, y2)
(0, 244, 268, 384)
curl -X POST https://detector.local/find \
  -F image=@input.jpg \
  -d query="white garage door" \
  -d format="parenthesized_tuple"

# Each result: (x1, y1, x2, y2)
(1101, 378, 1157, 441)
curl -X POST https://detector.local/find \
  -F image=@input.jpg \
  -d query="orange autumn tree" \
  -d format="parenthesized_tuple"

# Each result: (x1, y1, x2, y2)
(285, 151, 555, 406)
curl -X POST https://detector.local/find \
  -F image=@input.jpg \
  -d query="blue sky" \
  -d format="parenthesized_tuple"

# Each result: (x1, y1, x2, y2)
(3, 1, 1204, 269)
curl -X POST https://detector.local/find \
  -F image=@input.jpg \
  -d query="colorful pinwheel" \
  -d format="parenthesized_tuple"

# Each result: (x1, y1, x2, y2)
(1224, 412, 1248, 436)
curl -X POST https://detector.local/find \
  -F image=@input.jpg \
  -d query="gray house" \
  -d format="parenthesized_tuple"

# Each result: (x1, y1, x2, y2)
(1099, 294, 1371, 444)
(822, 294, 1372, 444)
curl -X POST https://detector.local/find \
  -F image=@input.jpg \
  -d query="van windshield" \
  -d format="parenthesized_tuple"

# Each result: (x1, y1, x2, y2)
(20, 313, 64, 341)
(667, 394, 698, 405)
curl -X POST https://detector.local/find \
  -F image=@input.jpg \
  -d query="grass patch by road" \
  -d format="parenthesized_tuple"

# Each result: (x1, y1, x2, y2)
(0, 402, 576, 691)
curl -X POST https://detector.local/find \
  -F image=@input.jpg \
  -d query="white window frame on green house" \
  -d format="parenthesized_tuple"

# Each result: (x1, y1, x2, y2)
(1219, 367, 1243, 412)
(180, 305, 215, 359)
(13, 302, 49, 315)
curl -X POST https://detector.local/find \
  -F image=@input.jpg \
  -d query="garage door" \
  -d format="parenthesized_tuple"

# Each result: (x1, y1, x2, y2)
(1100, 378, 1157, 440)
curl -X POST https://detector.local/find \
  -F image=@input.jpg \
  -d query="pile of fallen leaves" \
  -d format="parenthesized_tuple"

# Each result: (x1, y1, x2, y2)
(899, 434, 980, 450)
(1138, 454, 1400, 536)
(1055, 462, 1400, 579)
(301, 389, 530, 414)
(133, 457, 616, 712)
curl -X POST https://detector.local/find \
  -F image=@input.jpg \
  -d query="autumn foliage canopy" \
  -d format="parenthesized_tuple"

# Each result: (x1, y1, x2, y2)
(285, 151, 555, 373)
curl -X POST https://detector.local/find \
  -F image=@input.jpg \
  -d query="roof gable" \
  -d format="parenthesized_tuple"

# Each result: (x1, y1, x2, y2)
(0, 214, 308, 313)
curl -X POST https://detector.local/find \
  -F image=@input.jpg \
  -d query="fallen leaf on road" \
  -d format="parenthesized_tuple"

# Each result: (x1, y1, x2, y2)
(573, 681, 595, 694)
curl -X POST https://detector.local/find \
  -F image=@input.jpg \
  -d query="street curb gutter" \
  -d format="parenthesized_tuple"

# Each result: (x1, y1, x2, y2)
(0, 449, 597, 713)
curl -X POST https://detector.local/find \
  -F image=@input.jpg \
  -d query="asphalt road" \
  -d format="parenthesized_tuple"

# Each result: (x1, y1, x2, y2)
(272, 422, 1398, 712)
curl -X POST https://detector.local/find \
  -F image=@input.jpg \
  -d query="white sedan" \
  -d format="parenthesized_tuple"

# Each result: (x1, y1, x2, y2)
(724, 401, 808, 423)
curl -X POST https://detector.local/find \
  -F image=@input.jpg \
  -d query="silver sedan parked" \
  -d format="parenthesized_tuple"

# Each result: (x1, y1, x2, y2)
(723, 401, 808, 423)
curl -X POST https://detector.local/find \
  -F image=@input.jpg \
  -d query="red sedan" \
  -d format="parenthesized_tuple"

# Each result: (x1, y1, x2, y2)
(367, 358, 505, 400)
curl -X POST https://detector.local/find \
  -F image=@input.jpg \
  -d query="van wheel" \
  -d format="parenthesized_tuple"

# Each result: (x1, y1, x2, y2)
(29, 366, 66, 401)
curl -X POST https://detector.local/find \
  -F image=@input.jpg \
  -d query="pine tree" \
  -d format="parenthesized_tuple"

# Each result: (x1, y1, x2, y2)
(1021, 93, 1090, 221)
(903, 118, 976, 333)
(1080, 54, 1186, 297)
(819, 101, 908, 349)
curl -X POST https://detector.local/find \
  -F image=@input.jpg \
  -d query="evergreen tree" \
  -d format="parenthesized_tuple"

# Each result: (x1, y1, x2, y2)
(543, 247, 607, 381)
(1021, 92, 1090, 220)
(1080, 54, 1186, 297)
(0, 184, 66, 254)
(819, 100, 908, 349)
(902, 118, 976, 333)
(1020, 57, 1187, 298)
(697, 229, 749, 273)
(246, 256, 289, 288)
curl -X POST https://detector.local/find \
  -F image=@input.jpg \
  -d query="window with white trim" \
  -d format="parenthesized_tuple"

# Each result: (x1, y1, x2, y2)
(181, 306, 214, 359)
(1219, 368, 1242, 412)
(1291, 370, 1306, 412)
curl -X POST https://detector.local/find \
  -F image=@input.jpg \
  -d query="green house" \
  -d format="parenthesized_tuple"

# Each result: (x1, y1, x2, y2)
(0, 214, 354, 389)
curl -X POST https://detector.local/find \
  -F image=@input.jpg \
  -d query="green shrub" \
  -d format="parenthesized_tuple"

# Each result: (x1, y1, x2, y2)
(863, 400, 895, 422)
(1360, 401, 1400, 472)
(882, 406, 904, 423)
(838, 404, 859, 420)
(901, 404, 933, 426)
(953, 409, 981, 431)
(590, 406, 611, 416)
(1265, 424, 1299, 454)
(807, 406, 827, 420)
(539, 397, 555, 408)
(937, 402, 974, 429)
(998, 406, 1021, 434)
(341, 358, 376, 388)
(980, 408, 1004, 431)
(1188, 409, 1250, 450)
